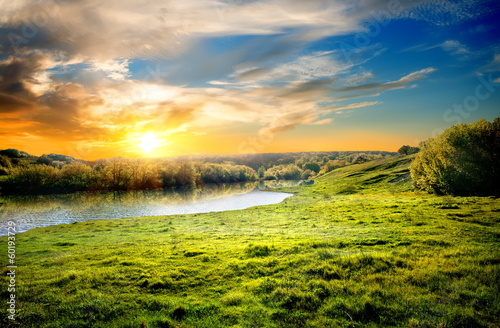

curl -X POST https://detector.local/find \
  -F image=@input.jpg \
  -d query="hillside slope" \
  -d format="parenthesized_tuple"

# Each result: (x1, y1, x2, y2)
(288, 154, 415, 196)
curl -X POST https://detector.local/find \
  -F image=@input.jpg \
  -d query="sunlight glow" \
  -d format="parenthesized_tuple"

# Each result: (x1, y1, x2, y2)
(139, 132, 161, 153)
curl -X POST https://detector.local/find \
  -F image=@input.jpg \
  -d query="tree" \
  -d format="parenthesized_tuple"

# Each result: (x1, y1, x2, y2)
(352, 153, 368, 164)
(398, 145, 420, 155)
(410, 118, 500, 196)
(301, 169, 313, 180)
(57, 162, 95, 192)
(398, 145, 411, 155)
(0, 155, 12, 169)
(0, 149, 22, 158)
(303, 163, 320, 174)
(36, 154, 54, 165)
(2, 165, 59, 194)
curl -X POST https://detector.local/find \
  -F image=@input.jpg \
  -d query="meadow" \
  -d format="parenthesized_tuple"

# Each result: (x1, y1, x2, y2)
(1, 155, 499, 327)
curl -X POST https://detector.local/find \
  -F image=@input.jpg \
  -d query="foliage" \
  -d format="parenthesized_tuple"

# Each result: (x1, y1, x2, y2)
(303, 162, 321, 174)
(0, 157, 259, 195)
(323, 159, 348, 173)
(0, 155, 12, 169)
(195, 162, 257, 184)
(398, 145, 420, 155)
(0, 148, 31, 158)
(2, 164, 59, 194)
(301, 169, 313, 180)
(181, 151, 395, 171)
(352, 153, 369, 164)
(411, 118, 500, 196)
(264, 164, 302, 180)
(258, 166, 266, 178)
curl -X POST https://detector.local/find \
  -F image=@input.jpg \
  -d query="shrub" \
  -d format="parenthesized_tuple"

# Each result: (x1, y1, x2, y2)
(352, 153, 369, 164)
(303, 163, 321, 174)
(0, 155, 12, 168)
(3, 165, 59, 194)
(301, 169, 313, 180)
(264, 164, 302, 180)
(398, 145, 420, 155)
(411, 118, 500, 196)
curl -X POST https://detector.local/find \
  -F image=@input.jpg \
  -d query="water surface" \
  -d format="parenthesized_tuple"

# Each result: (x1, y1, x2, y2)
(0, 182, 294, 236)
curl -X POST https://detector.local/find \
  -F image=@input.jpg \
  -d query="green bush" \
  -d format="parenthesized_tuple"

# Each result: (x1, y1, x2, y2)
(3, 164, 59, 194)
(410, 118, 500, 196)
(0, 155, 12, 169)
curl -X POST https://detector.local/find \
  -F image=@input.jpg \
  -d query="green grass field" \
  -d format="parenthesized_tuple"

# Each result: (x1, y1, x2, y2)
(1, 155, 499, 327)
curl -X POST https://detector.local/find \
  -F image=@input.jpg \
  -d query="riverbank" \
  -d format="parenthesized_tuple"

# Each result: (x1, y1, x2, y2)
(1, 155, 499, 327)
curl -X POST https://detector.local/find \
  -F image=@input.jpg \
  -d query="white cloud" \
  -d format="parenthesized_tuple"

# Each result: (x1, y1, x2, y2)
(325, 101, 381, 112)
(338, 67, 436, 93)
(403, 0, 492, 26)
(440, 40, 469, 56)
(346, 71, 375, 85)
(400, 40, 470, 58)
(275, 51, 351, 80)
(89, 59, 131, 80)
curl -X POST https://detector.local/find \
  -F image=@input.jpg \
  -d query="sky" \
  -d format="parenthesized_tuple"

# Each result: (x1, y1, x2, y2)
(0, 0, 499, 160)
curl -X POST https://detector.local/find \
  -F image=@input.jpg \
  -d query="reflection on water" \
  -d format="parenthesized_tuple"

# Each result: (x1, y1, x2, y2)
(0, 182, 293, 236)
(258, 180, 302, 189)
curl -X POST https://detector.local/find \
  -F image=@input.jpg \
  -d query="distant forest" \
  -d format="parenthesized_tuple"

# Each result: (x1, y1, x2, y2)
(0, 149, 396, 195)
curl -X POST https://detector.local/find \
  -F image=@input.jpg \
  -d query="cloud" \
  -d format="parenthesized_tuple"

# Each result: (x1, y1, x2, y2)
(0, 51, 52, 97)
(440, 40, 470, 56)
(259, 109, 320, 136)
(347, 71, 375, 85)
(403, 0, 497, 26)
(0, 0, 346, 60)
(0, 93, 37, 113)
(337, 67, 436, 93)
(469, 24, 493, 34)
(273, 51, 351, 80)
(0, 0, 443, 63)
(35, 82, 105, 135)
(310, 118, 333, 125)
(89, 59, 131, 80)
(0, 51, 59, 116)
(278, 78, 337, 101)
(400, 40, 471, 58)
(236, 68, 273, 81)
(324, 101, 381, 112)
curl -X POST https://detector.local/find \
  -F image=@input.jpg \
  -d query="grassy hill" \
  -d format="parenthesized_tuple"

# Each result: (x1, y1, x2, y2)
(1, 155, 499, 328)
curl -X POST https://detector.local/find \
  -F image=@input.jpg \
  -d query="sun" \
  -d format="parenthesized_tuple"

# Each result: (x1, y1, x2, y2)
(138, 132, 161, 153)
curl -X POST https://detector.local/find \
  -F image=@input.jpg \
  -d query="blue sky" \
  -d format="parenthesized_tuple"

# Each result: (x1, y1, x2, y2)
(0, 0, 499, 159)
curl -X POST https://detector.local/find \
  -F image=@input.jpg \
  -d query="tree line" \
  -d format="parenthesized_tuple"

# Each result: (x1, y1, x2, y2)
(0, 158, 258, 195)
(0, 150, 395, 195)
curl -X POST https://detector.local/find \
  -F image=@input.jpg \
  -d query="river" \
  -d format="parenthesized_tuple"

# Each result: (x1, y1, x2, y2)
(0, 181, 296, 236)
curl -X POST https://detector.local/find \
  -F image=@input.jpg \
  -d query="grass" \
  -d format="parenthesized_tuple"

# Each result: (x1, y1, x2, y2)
(1, 155, 499, 327)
